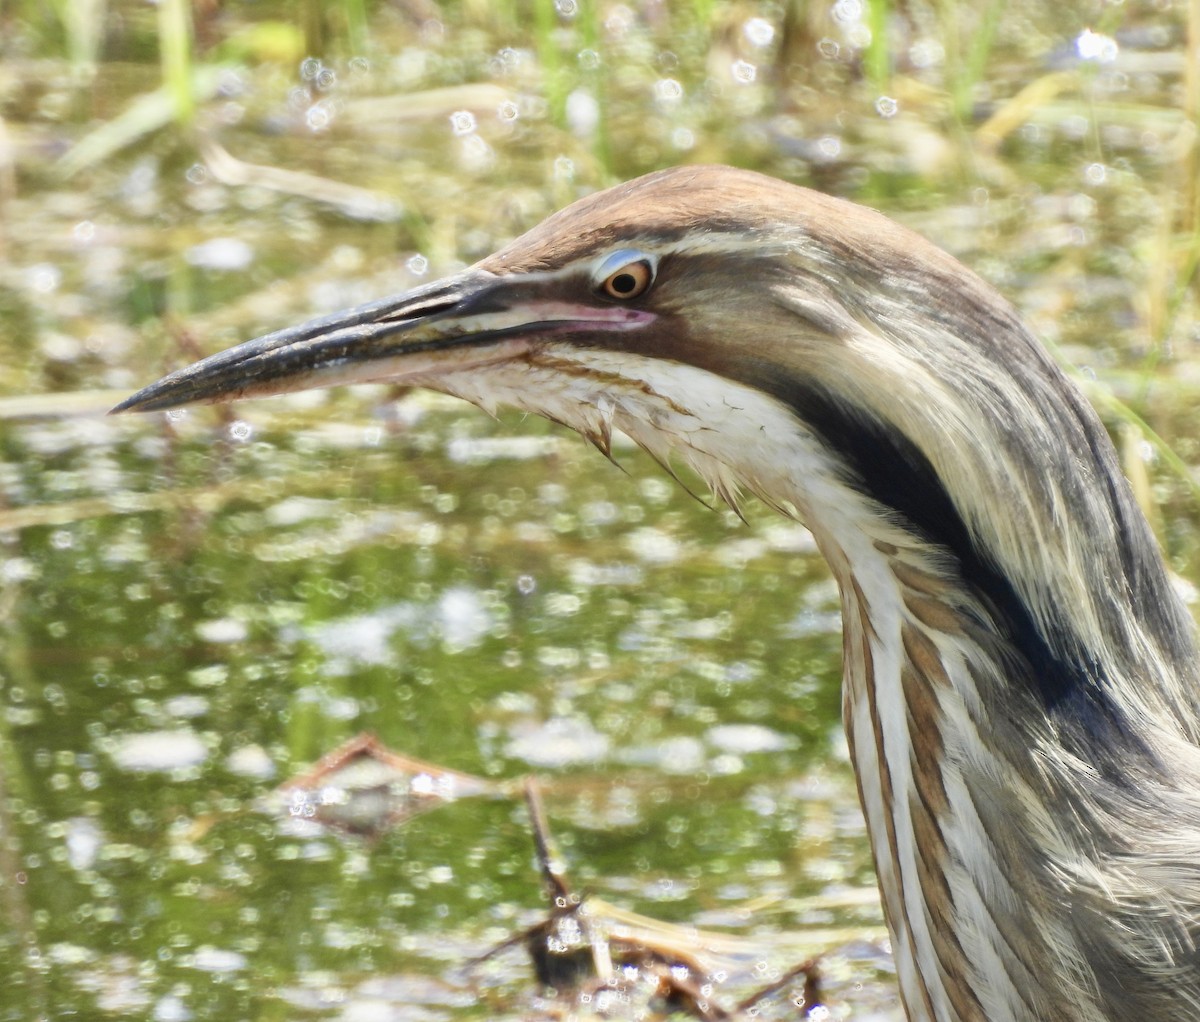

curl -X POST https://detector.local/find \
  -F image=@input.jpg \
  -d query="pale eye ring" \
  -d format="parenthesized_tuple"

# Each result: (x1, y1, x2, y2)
(593, 249, 657, 300)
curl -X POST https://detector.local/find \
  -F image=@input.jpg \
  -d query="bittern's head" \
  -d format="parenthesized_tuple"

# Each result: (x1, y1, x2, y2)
(113, 165, 1032, 516)
(116, 164, 1181, 696)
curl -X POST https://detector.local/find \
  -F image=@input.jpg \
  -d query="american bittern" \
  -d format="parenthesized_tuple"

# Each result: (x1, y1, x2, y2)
(116, 166, 1200, 1020)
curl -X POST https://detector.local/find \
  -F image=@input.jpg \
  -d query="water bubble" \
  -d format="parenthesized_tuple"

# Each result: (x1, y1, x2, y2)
(28, 264, 61, 294)
(330, 245, 363, 273)
(517, 574, 537, 595)
(1076, 28, 1118, 63)
(743, 17, 775, 47)
(73, 220, 96, 243)
(305, 101, 334, 132)
(1061, 114, 1090, 140)
(406, 253, 429, 276)
(817, 135, 842, 159)
(730, 59, 757, 83)
(844, 21, 872, 47)
(605, 5, 634, 35)
(185, 162, 207, 185)
(299, 57, 322, 81)
(672, 127, 695, 150)
(1083, 161, 1108, 185)
(554, 155, 575, 181)
(555, 0, 577, 16)
(497, 99, 519, 122)
(655, 78, 683, 103)
(1100, 69, 1129, 93)
(459, 133, 495, 171)
(817, 37, 840, 58)
(832, 0, 862, 22)
(449, 109, 476, 136)
(577, 48, 600, 70)
(165, 408, 187, 423)
(909, 38, 944, 68)
(348, 56, 370, 75)
(228, 421, 252, 442)
(315, 67, 337, 91)
(420, 18, 444, 44)
(875, 95, 898, 117)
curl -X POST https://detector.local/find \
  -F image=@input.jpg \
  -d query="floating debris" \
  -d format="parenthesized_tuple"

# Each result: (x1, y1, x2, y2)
(466, 779, 830, 1020)
(275, 732, 503, 839)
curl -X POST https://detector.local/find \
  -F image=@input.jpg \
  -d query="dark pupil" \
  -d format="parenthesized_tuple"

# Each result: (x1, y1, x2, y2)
(610, 272, 638, 294)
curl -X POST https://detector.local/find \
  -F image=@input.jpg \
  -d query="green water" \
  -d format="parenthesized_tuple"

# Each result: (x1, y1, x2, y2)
(1, 1, 1198, 1018)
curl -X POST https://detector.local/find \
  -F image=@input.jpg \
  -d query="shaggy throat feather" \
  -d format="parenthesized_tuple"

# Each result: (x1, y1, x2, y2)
(437, 348, 1139, 755)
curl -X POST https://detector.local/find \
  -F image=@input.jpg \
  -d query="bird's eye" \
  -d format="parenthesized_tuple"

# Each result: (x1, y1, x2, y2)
(593, 250, 657, 301)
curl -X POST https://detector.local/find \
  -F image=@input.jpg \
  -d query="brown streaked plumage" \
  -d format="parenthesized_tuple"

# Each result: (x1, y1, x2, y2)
(114, 165, 1200, 1021)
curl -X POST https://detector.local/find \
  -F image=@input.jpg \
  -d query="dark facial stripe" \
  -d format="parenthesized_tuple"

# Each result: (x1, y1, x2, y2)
(774, 380, 1154, 766)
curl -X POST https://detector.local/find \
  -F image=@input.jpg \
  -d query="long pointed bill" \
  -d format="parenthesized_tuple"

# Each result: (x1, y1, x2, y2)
(111, 269, 656, 414)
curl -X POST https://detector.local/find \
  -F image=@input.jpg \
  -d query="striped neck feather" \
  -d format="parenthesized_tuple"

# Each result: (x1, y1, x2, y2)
(432, 346, 1200, 1021)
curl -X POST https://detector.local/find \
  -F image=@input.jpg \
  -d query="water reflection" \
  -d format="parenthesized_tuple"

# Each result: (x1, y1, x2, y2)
(0, 395, 867, 1018)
